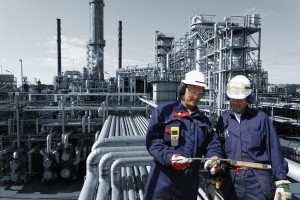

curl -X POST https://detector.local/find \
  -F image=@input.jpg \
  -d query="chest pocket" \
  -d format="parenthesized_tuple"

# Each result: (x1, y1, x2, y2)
(163, 118, 185, 146)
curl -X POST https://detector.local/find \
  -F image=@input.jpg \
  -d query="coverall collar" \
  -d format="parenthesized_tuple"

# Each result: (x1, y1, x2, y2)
(228, 105, 256, 118)
(173, 99, 206, 120)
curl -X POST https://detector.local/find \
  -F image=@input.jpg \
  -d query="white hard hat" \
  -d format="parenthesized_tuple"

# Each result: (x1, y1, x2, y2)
(181, 70, 207, 88)
(226, 75, 252, 99)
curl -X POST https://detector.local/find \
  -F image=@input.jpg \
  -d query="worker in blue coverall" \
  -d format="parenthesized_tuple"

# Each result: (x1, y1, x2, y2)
(144, 70, 223, 200)
(214, 75, 291, 200)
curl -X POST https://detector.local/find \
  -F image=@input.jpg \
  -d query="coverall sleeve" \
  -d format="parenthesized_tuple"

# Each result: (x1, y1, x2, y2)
(264, 114, 289, 180)
(205, 122, 224, 159)
(146, 106, 174, 167)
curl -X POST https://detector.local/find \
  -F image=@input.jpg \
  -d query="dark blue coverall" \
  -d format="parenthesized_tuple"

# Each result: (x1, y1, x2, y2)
(216, 106, 289, 200)
(144, 99, 223, 200)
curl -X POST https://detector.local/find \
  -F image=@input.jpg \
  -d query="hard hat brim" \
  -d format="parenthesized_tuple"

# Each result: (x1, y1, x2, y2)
(227, 90, 252, 99)
(182, 80, 207, 88)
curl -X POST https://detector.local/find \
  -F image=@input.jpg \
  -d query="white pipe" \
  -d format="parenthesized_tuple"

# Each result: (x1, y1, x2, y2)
(286, 158, 300, 182)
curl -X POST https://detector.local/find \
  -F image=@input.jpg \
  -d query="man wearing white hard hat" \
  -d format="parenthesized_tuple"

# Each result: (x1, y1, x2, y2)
(144, 70, 223, 200)
(216, 75, 291, 200)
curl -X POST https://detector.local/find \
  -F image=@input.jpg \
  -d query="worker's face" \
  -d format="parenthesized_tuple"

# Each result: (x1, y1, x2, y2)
(182, 85, 205, 110)
(230, 98, 247, 114)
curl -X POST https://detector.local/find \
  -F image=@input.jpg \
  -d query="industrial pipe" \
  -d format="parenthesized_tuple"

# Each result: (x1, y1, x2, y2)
(110, 157, 153, 200)
(78, 146, 147, 200)
(96, 151, 150, 200)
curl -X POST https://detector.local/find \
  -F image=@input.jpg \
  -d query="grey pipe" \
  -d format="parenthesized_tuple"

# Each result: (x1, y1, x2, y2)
(46, 131, 57, 154)
(92, 135, 146, 151)
(110, 157, 153, 200)
(133, 167, 144, 200)
(95, 130, 100, 141)
(78, 146, 146, 200)
(108, 116, 116, 137)
(286, 158, 300, 182)
(279, 138, 300, 157)
(64, 131, 73, 149)
(0, 140, 16, 156)
(52, 150, 60, 164)
(26, 147, 37, 177)
(121, 167, 128, 200)
(97, 115, 113, 141)
(88, 110, 92, 133)
(126, 167, 135, 200)
(96, 151, 149, 200)
(73, 146, 82, 165)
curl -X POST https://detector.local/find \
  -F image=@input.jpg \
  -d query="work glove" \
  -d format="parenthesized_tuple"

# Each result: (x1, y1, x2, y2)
(206, 178, 217, 200)
(170, 154, 191, 170)
(274, 180, 292, 200)
(204, 156, 221, 175)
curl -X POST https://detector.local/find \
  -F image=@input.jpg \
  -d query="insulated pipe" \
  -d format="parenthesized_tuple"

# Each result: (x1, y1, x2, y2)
(95, 130, 100, 141)
(0, 140, 16, 156)
(88, 110, 92, 133)
(96, 151, 150, 200)
(64, 131, 73, 149)
(108, 116, 116, 137)
(78, 146, 146, 200)
(133, 167, 144, 199)
(279, 138, 300, 157)
(110, 157, 153, 200)
(27, 147, 37, 177)
(82, 111, 88, 133)
(128, 117, 139, 136)
(97, 115, 112, 141)
(138, 166, 148, 197)
(115, 117, 120, 136)
(46, 131, 57, 154)
(52, 150, 60, 164)
(286, 158, 300, 182)
(138, 97, 158, 108)
(126, 167, 135, 200)
(121, 167, 128, 200)
(92, 135, 146, 151)
(73, 146, 82, 165)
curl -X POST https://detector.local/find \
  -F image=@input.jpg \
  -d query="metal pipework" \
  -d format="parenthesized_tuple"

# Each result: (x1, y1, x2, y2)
(78, 146, 146, 200)
(27, 147, 37, 178)
(286, 158, 300, 182)
(96, 151, 150, 200)
(46, 131, 58, 154)
(92, 135, 146, 151)
(110, 157, 153, 200)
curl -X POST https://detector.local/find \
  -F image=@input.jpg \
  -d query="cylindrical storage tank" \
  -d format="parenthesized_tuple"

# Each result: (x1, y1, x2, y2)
(152, 81, 178, 104)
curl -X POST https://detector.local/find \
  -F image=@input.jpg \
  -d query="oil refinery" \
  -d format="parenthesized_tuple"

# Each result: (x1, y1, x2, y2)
(0, 0, 299, 200)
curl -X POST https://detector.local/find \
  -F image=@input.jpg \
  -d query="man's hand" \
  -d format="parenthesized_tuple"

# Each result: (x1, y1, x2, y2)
(170, 154, 191, 170)
(274, 180, 292, 200)
(204, 156, 221, 175)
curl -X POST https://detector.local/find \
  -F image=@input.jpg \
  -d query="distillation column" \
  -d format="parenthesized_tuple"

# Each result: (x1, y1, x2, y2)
(87, 0, 106, 81)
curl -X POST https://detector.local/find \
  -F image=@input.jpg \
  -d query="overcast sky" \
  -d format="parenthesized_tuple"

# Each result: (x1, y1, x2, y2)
(0, 0, 299, 86)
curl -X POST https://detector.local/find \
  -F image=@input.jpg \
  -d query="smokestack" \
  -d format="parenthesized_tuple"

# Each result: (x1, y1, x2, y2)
(57, 18, 61, 76)
(118, 21, 122, 69)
